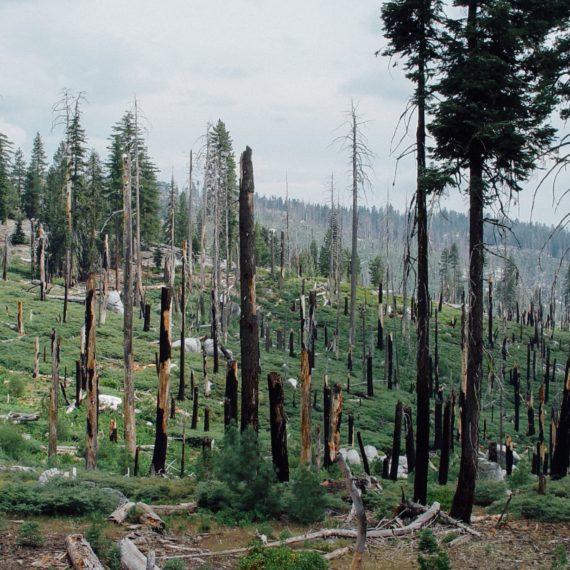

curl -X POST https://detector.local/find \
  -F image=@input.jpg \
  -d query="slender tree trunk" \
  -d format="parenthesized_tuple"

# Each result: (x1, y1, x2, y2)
(414, 14, 430, 503)
(48, 330, 59, 459)
(439, 398, 452, 485)
(329, 383, 343, 465)
(99, 234, 109, 325)
(225, 360, 238, 427)
(450, 135, 484, 521)
(390, 401, 403, 481)
(187, 150, 193, 292)
(239, 147, 260, 432)
(551, 357, 570, 479)
(151, 287, 172, 475)
(178, 242, 187, 401)
(323, 381, 332, 468)
(85, 274, 98, 470)
(38, 223, 46, 301)
(33, 336, 40, 379)
(300, 349, 312, 464)
(17, 300, 24, 336)
(268, 372, 289, 482)
(123, 154, 136, 460)
(349, 110, 358, 348)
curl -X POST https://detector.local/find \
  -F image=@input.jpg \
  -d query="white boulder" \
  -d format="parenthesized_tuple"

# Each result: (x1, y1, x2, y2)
(172, 338, 201, 353)
(99, 394, 122, 411)
(106, 290, 124, 314)
(39, 467, 77, 485)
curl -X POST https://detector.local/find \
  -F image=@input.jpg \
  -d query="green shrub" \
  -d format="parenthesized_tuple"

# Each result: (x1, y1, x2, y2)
(286, 466, 326, 524)
(197, 427, 282, 521)
(85, 517, 121, 570)
(0, 423, 39, 461)
(418, 551, 451, 570)
(163, 560, 185, 570)
(474, 480, 507, 506)
(418, 529, 438, 553)
(552, 543, 568, 569)
(8, 376, 25, 398)
(0, 480, 119, 516)
(238, 544, 328, 570)
(16, 521, 44, 547)
(508, 458, 531, 489)
(441, 531, 460, 544)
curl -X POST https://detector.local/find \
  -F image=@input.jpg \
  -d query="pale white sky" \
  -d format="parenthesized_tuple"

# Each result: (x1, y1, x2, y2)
(0, 0, 567, 226)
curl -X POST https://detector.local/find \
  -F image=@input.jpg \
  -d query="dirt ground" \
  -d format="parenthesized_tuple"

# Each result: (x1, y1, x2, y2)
(1, 515, 569, 570)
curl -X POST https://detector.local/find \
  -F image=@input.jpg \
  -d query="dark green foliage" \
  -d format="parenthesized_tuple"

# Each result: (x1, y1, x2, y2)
(8, 376, 25, 398)
(552, 544, 568, 570)
(23, 133, 47, 221)
(16, 521, 44, 547)
(0, 423, 39, 460)
(418, 529, 438, 553)
(196, 427, 281, 521)
(0, 480, 119, 516)
(418, 551, 451, 570)
(163, 560, 186, 570)
(474, 480, 507, 506)
(238, 544, 328, 570)
(153, 246, 163, 270)
(369, 254, 384, 288)
(11, 217, 27, 245)
(286, 466, 326, 524)
(0, 132, 14, 223)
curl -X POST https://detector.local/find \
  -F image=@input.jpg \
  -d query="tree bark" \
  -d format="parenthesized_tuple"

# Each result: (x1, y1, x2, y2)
(151, 287, 172, 475)
(99, 234, 109, 325)
(48, 330, 59, 459)
(178, 241, 187, 401)
(225, 360, 238, 427)
(300, 348, 312, 464)
(123, 154, 136, 461)
(390, 401, 403, 481)
(38, 223, 46, 301)
(66, 534, 104, 570)
(85, 273, 98, 470)
(33, 336, 40, 379)
(268, 372, 289, 482)
(328, 383, 343, 465)
(439, 398, 452, 485)
(551, 357, 570, 479)
(450, 122, 484, 520)
(239, 147, 260, 432)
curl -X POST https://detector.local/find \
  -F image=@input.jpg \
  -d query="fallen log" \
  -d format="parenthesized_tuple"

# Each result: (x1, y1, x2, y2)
(150, 502, 197, 516)
(166, 502, 443, 560)
(136, 502, 165, 531)
(108, 501, 135, 524)
(0, 411, 39, 423)
(66, 533, 104, 570)
(120, 538, 160, 570)
(405, 501, 481, 537)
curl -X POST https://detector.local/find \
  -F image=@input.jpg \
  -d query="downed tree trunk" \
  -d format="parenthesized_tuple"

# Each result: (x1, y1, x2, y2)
(66, 533, 104, 570)
(136, 502, 165, 531)
(170, 502, 443, 561)
(108, 501, 136, 524)
(150, 502, 197, 516)
(120, 538, 160, 570)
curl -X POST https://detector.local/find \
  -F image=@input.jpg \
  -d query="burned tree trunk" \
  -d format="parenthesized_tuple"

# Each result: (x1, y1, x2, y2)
(268, 372, 289, 482)
(48, 330, 60, 459)
(17, 300, 24, 336)
(551, 358, 570, 479)
(239, 147, 260, 432)
(390, 401, 403, 481)
(434, 386, 443, 450)
(150, 287, 172, 475)
(439, 398, 452, 485)
(85, 274, 98, 470)
(178, 241, 187, 401)
(404, 405, 416, 474)
(225, 360, 238, 427)
(300, 349, 312, 465)
(366, 353, 373, 398)
(38, 223, 46, 301)
(191, 386, 199, 429)
(328, 383, 343, 465)
(323, 382, 332, 468)
(143, 304, 151, 332)
(488, 280, 493, 348)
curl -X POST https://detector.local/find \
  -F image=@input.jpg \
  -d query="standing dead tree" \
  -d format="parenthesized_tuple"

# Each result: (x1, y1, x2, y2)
(335, 102, 372, 349)
(300, 349, 312, 465)
(85, 274, 98, 470)
(123, 153, 136, 461)
(48, 330, 60, 459)
(268, 372, 289, 482)
(38, 223, 46, 301)
(151, 287, 173, 475)
(239, 146, 260, 432)
(178, 241, 187, 401)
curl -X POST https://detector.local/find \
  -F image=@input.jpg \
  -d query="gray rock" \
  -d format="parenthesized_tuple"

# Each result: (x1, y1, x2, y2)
(106, 290, 124, 314)
(39, 467, 77, 485)
(478, 458, 505, 481)
(172, 338, 201, 353)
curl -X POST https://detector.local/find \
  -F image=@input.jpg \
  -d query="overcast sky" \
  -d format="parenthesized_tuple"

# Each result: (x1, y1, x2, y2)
(0, 0, 567, 226)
